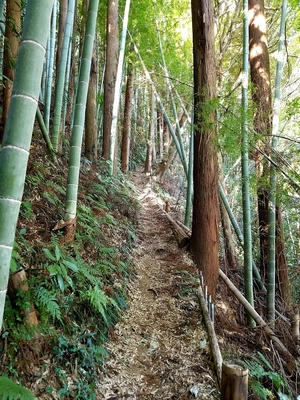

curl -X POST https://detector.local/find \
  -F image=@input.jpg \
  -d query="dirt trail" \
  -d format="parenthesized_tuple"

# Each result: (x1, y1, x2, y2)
(97, 170, 218, 399)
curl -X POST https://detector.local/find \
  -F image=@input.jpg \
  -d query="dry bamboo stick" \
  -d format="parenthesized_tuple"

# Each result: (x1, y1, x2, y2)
(219, 269, 297, 374)
(163, 211, 190, 248)
(197, 284, 223, 386)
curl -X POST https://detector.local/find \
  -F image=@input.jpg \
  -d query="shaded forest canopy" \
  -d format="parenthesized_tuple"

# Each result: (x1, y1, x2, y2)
(0, 0, 300, 398)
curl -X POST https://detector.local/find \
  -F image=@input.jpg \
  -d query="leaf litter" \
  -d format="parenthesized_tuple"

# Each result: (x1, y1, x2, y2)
(96, 170, 218, 399)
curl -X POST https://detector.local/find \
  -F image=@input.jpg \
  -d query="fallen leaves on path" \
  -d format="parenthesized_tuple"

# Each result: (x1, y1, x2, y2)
(97, 172, 219, 399)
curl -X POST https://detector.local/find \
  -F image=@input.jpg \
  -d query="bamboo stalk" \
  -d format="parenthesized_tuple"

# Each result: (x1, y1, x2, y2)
(197, 284, 223, 386)
(219, 269, 297, 374)
(163, 211, 190, 248)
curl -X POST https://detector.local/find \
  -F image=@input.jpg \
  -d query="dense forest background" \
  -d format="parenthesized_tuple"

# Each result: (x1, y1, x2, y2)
(0, 0, 300, 398)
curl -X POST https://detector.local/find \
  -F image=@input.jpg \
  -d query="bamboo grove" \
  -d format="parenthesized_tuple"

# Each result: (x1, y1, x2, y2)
(0, 0, 300, 387)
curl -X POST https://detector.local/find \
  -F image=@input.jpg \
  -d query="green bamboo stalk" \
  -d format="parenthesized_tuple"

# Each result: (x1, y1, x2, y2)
(65, 0, 99, 221)
(52, 0, 75, 152)
(36, 106, 55, 155)
(128, 31, 186, 177)
(0, 0, 5, 88)
(0, 0, 5, 36)
(241, 0, 255, 326)
(218, 182, 266, 292)
(267, 0, 287, 325)
(61, 40, 72, 134)
(44, 0, 57, 131)
(109, 0, 131, 174)
(154, 7, 188, 177)
(0, 0, 54, 331)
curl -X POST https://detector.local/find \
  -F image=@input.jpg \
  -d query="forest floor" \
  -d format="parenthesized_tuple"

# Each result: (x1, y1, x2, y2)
(96, 169, 219, 399)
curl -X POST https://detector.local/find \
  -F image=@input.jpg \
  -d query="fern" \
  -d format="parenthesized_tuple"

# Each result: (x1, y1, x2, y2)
(35, 288, 62, 321)
(77, 264, 100, 286)
(0, 376, 35, 400)
(242, 352, 293, 399)
(82, 286, 108, 323)
(44, 180, 66, 195)
(81, 286, 119, 324)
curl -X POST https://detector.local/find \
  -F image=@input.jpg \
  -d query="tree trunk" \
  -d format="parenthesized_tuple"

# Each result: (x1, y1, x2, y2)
(190, 0, 219, 299)
(56, 0, 68, 85)
(85, 41, 98, 160)
(121, 63, 134, 173)
(219, 175, 238, 270)
(156, 110, 163, 161)
(158, 142, 176, 182)
(66, 0, 78, 131)
(144, 88, 155, 173)
(249, 0, 272, 279)
(276, 206, 291, 307)
(1, 0, 21, 143)
(102, 0, 119, 160)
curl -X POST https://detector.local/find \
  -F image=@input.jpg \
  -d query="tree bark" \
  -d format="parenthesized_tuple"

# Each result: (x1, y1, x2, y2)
(144, 87, 155, 173)
(55, 0, 68, 101)
(121, 63, 134, 173)
(1, 0, 21, 143)
(219, 176, 238, 270)
(102, 0, 119, 160)
(85, 41, 98, 160)
(249, 0, 272, 278)
(276, 206, 291, 307)
(157, 110, 164, 161)
(190, 0, 220, 299)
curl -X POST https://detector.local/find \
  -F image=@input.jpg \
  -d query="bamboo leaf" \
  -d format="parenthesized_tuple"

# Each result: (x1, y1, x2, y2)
(55, 245, 62, 262)
(43, 248, 56, 262)
(57, 274, 65, 292)
(63, 260, 78, 272)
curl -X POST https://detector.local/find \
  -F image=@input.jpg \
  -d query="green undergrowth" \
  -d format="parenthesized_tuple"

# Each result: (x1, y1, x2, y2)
(1, 147, 140, 399)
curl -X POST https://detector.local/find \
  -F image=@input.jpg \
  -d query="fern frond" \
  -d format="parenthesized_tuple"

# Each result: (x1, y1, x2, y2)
(0, 377, 35, 400)
(35, 288, 62, 321)
(82, 286, 108, 323)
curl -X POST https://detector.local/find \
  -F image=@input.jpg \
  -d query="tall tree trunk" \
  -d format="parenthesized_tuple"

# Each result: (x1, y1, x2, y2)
(121, 63, 134, 173)
(85, 41, 98, 160)
(219, 171, 238, 270)
(144, 88, 155, 174)
(1, 0, 21, 143)
(56, 0, 68, 85)
(44, 0, 57, 131)
(157, 110, 164, 161)
(102, 0, 119, 160)
(66, 0, 78, 131)
(267, 0, 290, 323)
(190, 0, 219, 299)
(242, 0, 255, 326)
(109, 0, 130, 173)
(276, 207, 290, 308)
(249, 0, 272, 279)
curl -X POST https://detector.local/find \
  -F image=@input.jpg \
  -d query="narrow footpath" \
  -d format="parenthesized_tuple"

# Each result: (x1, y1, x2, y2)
(97, 171, 218, 399)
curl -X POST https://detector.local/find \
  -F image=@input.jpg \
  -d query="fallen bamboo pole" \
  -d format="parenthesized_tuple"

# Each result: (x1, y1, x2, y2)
(165, 215, 297, 375)
(163, 211, 190, 248)
(197, 284, 223, 386)
(219, 269, 297, 374)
